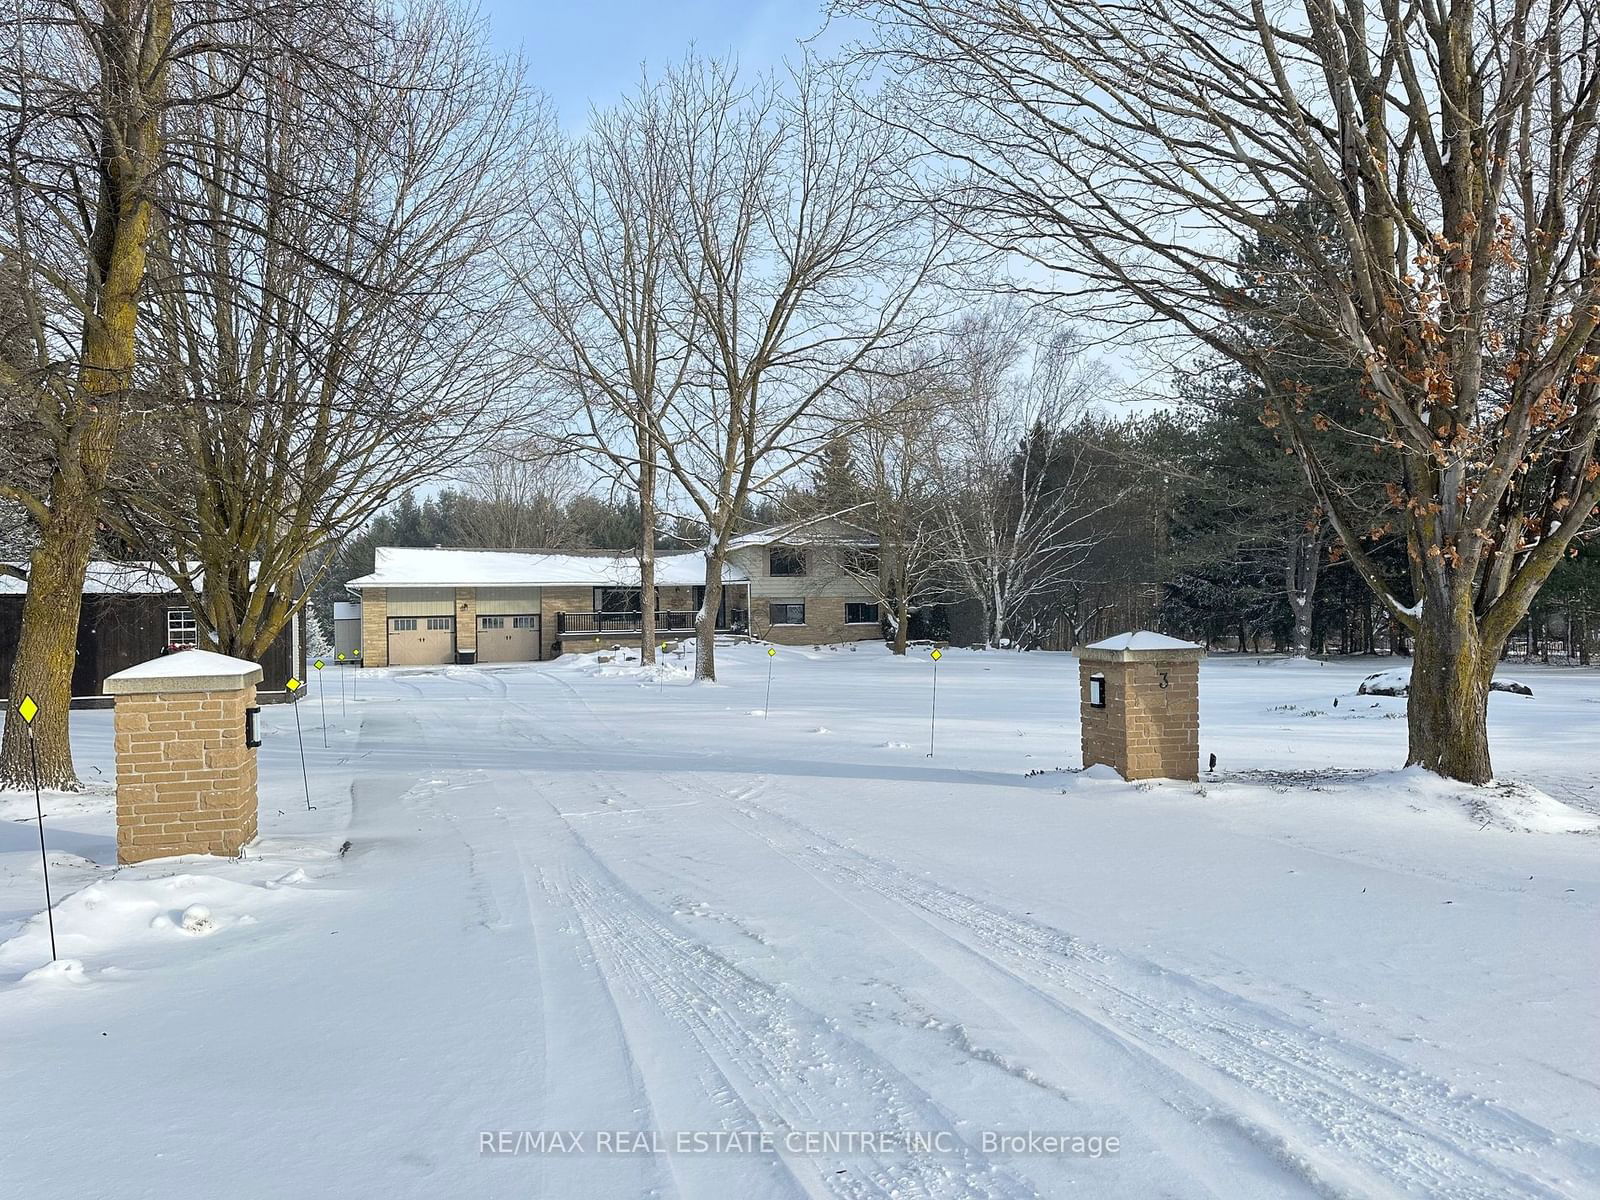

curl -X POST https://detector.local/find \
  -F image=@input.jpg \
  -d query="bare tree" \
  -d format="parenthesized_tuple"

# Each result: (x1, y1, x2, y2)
(841, 365, 953, 653)
(645, 58, 948, 680)
(849, 0, 1600, 782)
(0, 0, 355, 787)
(452, 439, 582, 550)
(516, 83, 698, 665)
(101, 1, 531, 666)
(933, 306, 1108, 647)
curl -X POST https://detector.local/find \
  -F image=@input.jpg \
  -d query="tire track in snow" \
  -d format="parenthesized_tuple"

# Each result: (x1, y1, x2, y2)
(710, 781, 1326, 1200)
(560, 862, 1042, 1199)
(385, 696, 682, 1199)
(732, 797, 1595, 1200)
(397, 771, 519, 934)
(480, 699, 843, 1200)
(488, 671, 1324, 1193)
(511, 847, 688, 1200)
(525, 775, 1043, 1200)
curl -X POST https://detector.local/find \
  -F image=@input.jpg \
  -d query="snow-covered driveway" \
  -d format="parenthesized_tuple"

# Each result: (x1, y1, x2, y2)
(3, 647, 1597, 1198)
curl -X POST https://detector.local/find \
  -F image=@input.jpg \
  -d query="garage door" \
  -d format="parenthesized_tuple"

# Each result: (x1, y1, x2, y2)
(388, 615, 454, 666)
(476, 614, 540, 663)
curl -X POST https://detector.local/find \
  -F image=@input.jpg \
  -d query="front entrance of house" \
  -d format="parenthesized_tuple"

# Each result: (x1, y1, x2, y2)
(477, 614, 541, 663)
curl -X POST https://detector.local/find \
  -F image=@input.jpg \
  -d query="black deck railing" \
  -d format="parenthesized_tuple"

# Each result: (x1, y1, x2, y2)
(556, 609, 748, 636)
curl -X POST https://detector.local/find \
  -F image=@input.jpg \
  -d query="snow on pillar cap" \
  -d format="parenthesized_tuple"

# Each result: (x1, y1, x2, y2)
(104, 649, 264, 695)
(1079, 631, 1205, 662)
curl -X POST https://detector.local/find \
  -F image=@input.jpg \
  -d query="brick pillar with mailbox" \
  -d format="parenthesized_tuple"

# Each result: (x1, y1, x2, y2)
(103, 650, 264, 864)
(1079, 631, 1204, 781)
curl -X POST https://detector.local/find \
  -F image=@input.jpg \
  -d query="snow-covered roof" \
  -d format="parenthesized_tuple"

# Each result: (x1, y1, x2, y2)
(0, 561, 178, 597)
(346, 547, 746, 590)
(333, 601, 361, 620)
(726, 513, 878, 551)
(103, 649, 263, 694)
(0, 560, 267, 597)
(1084, 631, 1204, 652)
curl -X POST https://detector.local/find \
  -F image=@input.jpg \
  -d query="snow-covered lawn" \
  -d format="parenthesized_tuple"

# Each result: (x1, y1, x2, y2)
(2, 645, 1597, 1198)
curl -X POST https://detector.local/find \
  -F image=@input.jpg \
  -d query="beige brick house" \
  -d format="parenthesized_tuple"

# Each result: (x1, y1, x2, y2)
(344, 548, 750, 666)
(723, 517, 885, 647)
(343, 519, 886, 667)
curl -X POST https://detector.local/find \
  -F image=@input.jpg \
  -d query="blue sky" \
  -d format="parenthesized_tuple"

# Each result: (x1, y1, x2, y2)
(479, 0, 844, 120)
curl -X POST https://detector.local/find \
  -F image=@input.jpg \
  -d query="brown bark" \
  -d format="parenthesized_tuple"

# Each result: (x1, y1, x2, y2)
(2, 514, 96, 788)
(1285, 528, 1322, 658)
(0, 0, 170, 789)
(639, 447, 656, 666)
(1, 376, 132, 789)
(694, 552, 724, 681)
(1, 380, 130, 789)
(1405, 600, 1495, 785)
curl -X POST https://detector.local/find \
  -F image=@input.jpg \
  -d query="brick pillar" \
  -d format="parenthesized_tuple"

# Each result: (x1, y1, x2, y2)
(104, 651, 264, 864)
(1079, 632, 1204, 781)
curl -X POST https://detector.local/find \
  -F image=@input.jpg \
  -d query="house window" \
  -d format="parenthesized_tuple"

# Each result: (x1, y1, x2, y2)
(166, 608, 198, 648)
(392, 617, 418, 631)
(768, 547, 807, 577)
(479, 616, 505, 630)
(512, 616, 537, 629)
(841, 548, 879, 578)
(425, 616, 452, 631)
(769, 601, 805, 626)
(595, 587, 642, 613)
(845, 602, 880, 625)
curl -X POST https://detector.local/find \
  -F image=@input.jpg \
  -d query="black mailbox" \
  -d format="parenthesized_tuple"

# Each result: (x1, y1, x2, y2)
(245, 705, 262, 748)
(1088, 673, 1106, 708)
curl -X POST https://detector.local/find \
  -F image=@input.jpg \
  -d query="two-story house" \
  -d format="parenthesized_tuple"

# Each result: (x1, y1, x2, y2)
(341, 519, 886, 666)
(725, 516, 883, 646)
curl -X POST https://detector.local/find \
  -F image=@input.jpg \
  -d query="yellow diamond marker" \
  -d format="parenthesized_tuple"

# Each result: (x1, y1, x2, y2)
(314, 659, 325, 670)
(767, 647, 776, 657)
(337, 653, 346, 661)
(930, 649, 942, 661)
(286, 678, 302, 693)
(352, 649, 361, 657)
(17, 695, 38, 724)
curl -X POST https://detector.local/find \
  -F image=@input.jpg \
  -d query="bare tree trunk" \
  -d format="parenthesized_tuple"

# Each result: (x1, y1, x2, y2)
(1, 423, 121, 792)
(986, 578, 1004, 647)
(1406, 600, 1495, 785)
(892, 590, 910, 655)
(1, 497, 103, 789)
(639, 449, 656, 665)
(694, 552, 723, 681)
(1285, 529, 1322, 658)
(0, 0, 171, 789)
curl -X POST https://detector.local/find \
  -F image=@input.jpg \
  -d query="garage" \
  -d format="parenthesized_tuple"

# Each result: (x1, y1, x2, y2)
(476, 614, 540, 663)
(388, 615, 454, 665)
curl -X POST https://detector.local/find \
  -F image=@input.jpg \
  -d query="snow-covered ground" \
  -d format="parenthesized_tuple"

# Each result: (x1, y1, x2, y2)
(2, 645, 1597, 1198)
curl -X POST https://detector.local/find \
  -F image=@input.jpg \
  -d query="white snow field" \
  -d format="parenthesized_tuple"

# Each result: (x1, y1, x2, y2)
(2, 645, 1598, 1199)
